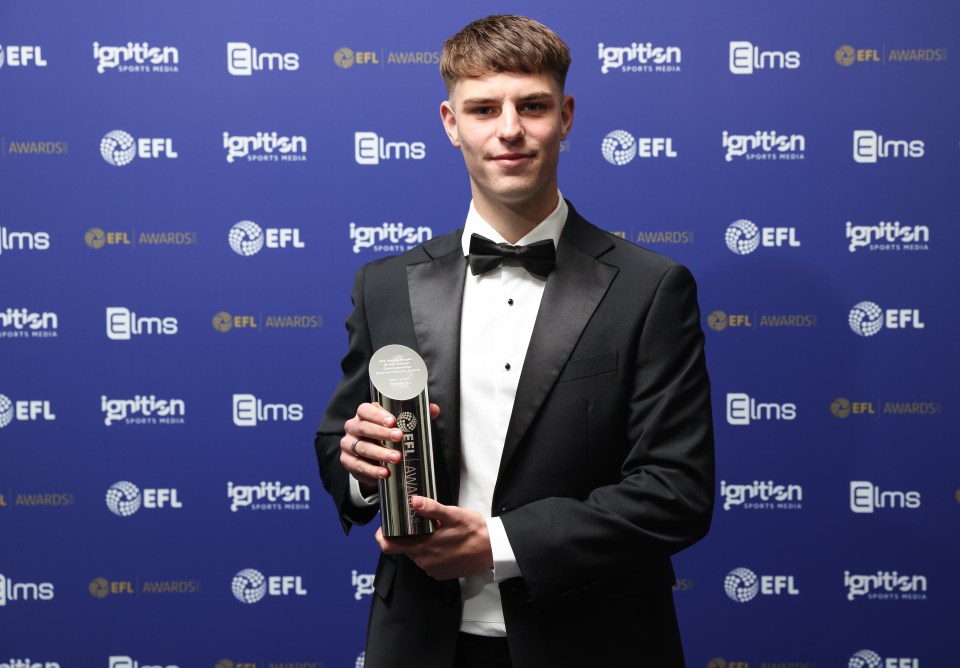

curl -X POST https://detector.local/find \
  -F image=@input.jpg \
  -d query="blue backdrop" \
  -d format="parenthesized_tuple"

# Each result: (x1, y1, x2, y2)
(2, 1, 957, 666)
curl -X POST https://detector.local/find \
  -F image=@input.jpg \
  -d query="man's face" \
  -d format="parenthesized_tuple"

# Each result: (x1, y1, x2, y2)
(440, 71, 574, 218)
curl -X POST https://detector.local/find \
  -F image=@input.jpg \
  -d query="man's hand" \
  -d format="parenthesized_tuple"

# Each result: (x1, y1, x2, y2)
(376, 495, 493, 581)
(341, 403, 440, 496)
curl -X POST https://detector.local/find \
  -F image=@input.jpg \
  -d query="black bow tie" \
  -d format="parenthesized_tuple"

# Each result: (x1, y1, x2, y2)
(468, 233, 556, 278)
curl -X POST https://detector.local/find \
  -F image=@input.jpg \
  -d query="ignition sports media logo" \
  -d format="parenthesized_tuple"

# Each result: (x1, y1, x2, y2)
(707, 310, 817, 332)
(90, 576, 200, 598)
(228, 220, 304, 256)
(333, 46, 440, 69)
(725, 219, 800, 255)
(84, 227, 197, 249)
(850, 481, 921, 513)
(106, 307, 178, 340)
(729, 41, 800, 74)
(830, 397, 942, 419)
(846, 220, 930, 252)
(227, 481, 310, 512)
(93, 42, 179, 74)
(350, 222, 433, 254)
(0, 573, 55, 606)
(1, 138, 68, 157)
(722, 131, 805, 162)
(227, 42, 299, 76)
(101, 395, 186, 426)
(223, 132, 307, 163)
(836, 43, 948, 66)
(597, 41, 681, 74)
(0, 393, 56, 428)
(231, 568, 306, 603)
(848, 302, 924, 337)
(720, 480, 803, 511)
(853, 131, 924, 164)
(601, 130, 676, 166)
(352, 570, 375, 600)
(109, 656, 180, 668)
(724, 567, 798, 602)
(0, 660, 61, 668)
(0, 44, 48, 68)
(848, 650, 918, 668)
(355, 132, 426, 165)
(212, 310, 322, 332)
(844, 570, 928, 601)
(100, 130, 178, 166)
(0, 226, 50, 254)
(0, 308, 58, 339)
(232, 394, 303, 427)
(105, 481, 183, 517)
(726, 393, 797, 425)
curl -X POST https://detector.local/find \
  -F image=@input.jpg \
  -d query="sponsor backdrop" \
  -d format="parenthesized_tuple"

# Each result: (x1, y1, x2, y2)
(1, 1, 957, 666)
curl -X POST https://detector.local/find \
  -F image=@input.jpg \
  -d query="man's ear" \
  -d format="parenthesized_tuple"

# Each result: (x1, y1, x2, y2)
(440, 100, 461, 148)
(560, 94, 575, 140)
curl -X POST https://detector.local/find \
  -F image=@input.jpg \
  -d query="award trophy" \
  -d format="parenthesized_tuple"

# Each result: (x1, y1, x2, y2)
(368, 344, 438, 536)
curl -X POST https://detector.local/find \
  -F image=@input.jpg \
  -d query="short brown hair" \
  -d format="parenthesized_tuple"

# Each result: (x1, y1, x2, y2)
(440, 15, 572, 94)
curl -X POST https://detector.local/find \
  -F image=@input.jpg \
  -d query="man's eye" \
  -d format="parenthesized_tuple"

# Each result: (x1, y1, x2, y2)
(472, 106, 495, 115)
(523, 103, 545, 112)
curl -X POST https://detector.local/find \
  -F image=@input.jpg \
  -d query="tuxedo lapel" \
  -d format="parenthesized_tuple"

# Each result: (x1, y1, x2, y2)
(406, 233, 466, 504)
(497, 210, 618, 481)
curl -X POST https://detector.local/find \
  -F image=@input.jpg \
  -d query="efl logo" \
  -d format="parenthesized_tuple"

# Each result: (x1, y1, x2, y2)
(601, 130, 676, 166)
(725, 219, 799, 255)
(0, 393, 56, 428)
(831, 398, 876, 419)
(0, 227, 51, 255)
(354, 132, 426, 165)
(333, 47, 379, 68)
(106, 307, 178, 340)
(848, 301, 924, 337)
(100, 130, 178, 166)
(844, 570, 928, 601)
(597, 42, 682, 74)
(232, 394, 304, 427)
(0, 572, 55, 606)
(352, 570, 375, 600)
(223, 132, 307, 163)
(853, 131, 924, 164)
(228, 221, 304, 256)
(726, 393, 797, 425)
(836, 45, 881, 66)
(232, 568, 306, 604)
(109, 657, 179, 668)
(93, 42, 180, 74)
(227, 42, 299, 76)
(105, 481, 183, 517)
(848, 650, 919, 668)
(850, 481, 921, 513)
(724, 567, 798, 603)
(729, 41, 800, 74)
(0, 45, 48, 68)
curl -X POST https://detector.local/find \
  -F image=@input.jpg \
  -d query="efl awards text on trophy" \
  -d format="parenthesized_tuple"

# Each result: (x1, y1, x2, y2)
(368, 344, 438, 536)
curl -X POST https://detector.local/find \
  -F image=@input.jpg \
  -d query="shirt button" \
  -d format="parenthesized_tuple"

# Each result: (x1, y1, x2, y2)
(507, 298, 514, 305)
(504, 363, 511, 371)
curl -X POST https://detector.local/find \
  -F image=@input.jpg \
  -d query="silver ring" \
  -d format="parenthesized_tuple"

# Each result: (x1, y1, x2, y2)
(350, 438, 360, 456)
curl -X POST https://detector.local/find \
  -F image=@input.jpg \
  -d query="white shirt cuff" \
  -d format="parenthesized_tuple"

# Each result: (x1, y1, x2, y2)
(486, 516, 521, 582)
(348, 475, 380, 507)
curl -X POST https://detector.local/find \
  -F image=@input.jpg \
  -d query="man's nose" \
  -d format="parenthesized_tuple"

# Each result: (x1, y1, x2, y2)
(497, 107, 524, 142)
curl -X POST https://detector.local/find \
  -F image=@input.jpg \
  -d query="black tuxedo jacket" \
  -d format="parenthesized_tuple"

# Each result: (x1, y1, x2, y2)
(316, 203, 714, 668)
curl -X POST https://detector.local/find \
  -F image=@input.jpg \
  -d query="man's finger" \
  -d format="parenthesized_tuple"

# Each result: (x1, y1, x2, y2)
(410, 495, 456, 523)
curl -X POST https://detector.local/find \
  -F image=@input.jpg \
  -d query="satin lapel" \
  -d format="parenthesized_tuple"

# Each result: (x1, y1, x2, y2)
(497, 223, 618, 481)
(407, 245, 466, 504)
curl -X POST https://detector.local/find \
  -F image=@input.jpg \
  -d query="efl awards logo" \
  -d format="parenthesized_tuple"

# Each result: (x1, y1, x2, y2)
(232, 394, 304, 427)
(601, 130, 676, 166)
(597, 41, 682, 74)
(1, 138, 68, 157)
(850, 481, 921, 513)
(0, 393, 56, 428)
(848, 301, 924, 337)
(722, 131, 806, 162)
(725, 219, 800, 255)
(231, 568, 306, 603)
(0, 44, 48, 68)
(223, 132, 307, 163)
(853, 130, 924, 163)
(228, 221, 304, 256)
(93, 42, 180, 74)
(333, 46, 439, 69)
(84, 226, 197, 249)
(227, 42, 299, 75)
(100, 130, 178, 166)
(831, 397, 941, 419)
(836, 43, 947, 66)
(212, 310, 321, 333)
(707, 309, 816, 332)
(0, 308, 58, 339)
(105, 481, 183, 517)
(354, 132, 426, 165)
(724, 567, 798, 603)
(729, 41, 800, 74)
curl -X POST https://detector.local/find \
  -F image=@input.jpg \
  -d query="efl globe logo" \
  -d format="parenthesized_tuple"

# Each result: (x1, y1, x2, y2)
(836, 45, 856, 66)
(848, 301, 883, 336)
(105, 481, 142, 517)
(601, 130, 636, 166)
(725, 220, 760, 255)
(100, 130, 137, 166)
(724, 567, 759, 602)
(397, 412, 417, 432)
(229, 221, 265, 256)
(848, 650, 882, 668)
(0, 394, 13, 428)
(334, 47, 355, 68)
(232, 568, 267, 604)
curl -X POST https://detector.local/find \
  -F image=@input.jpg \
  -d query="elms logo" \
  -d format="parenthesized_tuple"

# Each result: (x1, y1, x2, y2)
(729, 41, 800, 74)
(853, 130, 924, 163)
(355, 132, 426, 165)
(0, 572, 55, 606)
(232, 394, 304, 427)
(232, 568, 306, 603)
(601, 130, 676, 165)
(848, 301, 924, 336)
(100, 130, 178, 166)
(106, 307, 178, 340)
(725, 219, 799, 255)
(850, 481, 921, 513)
(726, 393, 797, 425)
(227, 42, 299, 75)
(228, 221, 304, 256)
(724, 567, 798, 602)
(105, 481, 183, 517)
(110, 657, 180, 668)
(0, 226, 51, 254)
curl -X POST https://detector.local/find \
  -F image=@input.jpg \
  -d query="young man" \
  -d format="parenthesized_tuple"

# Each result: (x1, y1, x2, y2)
(316, 15, 714, 668)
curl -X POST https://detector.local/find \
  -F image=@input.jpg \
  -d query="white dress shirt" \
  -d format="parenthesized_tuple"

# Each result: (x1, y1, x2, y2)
(458, 193, 567, 636)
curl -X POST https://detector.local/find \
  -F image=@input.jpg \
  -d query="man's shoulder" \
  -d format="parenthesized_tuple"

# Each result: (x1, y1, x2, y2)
(360, 228, 463, 273)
